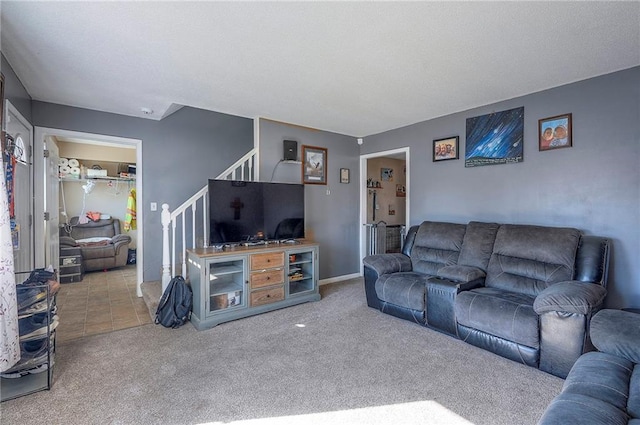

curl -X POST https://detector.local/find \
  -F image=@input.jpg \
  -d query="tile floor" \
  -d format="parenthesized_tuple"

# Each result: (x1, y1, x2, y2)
(55, 265, 151, 343)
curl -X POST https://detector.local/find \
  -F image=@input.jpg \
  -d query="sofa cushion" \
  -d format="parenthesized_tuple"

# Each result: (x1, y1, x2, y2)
(538, 392, 629, 425)
(455, 287, 538, 348)
(591, 309, 640, 364)
(457, 221, 499, 270)
(410, 222, 466, 275)
(375, 272, 429, 311)
(562, 351, 633, 412)
(485, 224, 581, 296)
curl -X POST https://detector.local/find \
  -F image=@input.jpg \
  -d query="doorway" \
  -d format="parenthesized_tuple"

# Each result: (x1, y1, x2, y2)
(359, 147, 410, 268)
(34, 127, 143, 296)
(33, 128, 147, 340)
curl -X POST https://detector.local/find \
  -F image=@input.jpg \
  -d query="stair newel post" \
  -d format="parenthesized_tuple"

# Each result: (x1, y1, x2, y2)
(161, 203, 171, 292)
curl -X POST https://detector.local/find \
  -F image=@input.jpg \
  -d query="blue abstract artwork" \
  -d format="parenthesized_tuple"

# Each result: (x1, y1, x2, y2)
(465, 107, 524, 167)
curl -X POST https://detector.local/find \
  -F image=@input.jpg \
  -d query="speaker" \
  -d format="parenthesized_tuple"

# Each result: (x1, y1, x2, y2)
(283, 140, 298, 161)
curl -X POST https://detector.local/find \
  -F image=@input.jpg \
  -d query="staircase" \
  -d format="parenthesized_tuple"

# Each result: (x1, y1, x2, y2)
(160, 148, 258, 292)
(142, 148, 258, 319)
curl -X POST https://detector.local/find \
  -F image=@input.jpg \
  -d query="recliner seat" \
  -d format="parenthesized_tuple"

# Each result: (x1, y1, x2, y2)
(60, 217, 132, 272)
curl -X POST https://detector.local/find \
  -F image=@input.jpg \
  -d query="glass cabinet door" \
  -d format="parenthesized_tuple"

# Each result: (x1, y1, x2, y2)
(207, 257, 246, 315)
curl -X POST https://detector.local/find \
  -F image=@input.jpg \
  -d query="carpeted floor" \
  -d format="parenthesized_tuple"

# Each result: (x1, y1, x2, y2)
(0, 278, 562, 424)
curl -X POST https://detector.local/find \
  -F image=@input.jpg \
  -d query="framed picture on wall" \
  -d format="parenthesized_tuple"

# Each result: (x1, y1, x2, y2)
(433, 136, 459, 162)
(302, 145, 327, 185)
(465, 107, 524, 167)
(539, 113, 572, 151)
(340, 168, 350, 184)
(381, 167, 393, 181)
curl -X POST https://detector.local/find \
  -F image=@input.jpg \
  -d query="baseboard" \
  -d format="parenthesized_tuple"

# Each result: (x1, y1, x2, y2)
(319, 272, 361, 286)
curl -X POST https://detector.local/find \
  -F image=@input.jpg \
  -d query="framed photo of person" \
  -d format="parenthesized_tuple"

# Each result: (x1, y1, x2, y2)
(539, 113, 572, 151)
(433, 136, 459, 162)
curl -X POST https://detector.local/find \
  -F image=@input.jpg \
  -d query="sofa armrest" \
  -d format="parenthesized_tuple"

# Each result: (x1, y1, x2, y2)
(112, 234, 132, 244)
(590, 309, 640, 363)
(436, 265, 485, 283)
(60, 236, 78, 247)
(534, 281, 607, 315)
(362, 253, 412, 277)
(112, 234, 132, 255)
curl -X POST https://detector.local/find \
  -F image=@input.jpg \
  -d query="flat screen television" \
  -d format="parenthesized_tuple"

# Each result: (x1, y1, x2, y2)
(208, 180, 305, 244)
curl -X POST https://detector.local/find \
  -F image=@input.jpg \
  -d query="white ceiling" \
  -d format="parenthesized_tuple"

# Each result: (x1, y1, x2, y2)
(1, 2, 639, 137)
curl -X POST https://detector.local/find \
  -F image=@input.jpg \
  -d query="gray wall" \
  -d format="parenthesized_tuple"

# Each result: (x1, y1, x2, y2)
(259, 119, 361, 279)
(1, 53, 32, 122)
(32, 101, 254, 281)
(361, 66, 640, 309)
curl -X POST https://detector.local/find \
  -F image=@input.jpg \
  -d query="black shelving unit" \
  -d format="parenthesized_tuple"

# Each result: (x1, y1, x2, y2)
(1, 279, 57, 402)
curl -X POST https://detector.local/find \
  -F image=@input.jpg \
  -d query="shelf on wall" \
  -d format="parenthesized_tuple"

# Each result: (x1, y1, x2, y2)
(60, 176, 135, 183)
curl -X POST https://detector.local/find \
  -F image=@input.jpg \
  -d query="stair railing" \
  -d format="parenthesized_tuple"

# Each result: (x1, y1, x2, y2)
(161, 148, 258, 291)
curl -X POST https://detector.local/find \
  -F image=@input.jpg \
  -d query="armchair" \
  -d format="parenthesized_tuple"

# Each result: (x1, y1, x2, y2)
(60, 217, 132, 272)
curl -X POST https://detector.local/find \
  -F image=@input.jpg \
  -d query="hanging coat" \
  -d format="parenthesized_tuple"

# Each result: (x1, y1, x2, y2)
(124, 188, 137, 231)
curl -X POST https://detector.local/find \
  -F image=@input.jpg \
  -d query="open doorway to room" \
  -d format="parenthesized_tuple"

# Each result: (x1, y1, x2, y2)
(359, 148, 410, 267)
(33, 127, 145, 342)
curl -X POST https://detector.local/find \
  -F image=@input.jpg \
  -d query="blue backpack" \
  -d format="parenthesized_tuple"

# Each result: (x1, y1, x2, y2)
(155, 276, 192, 328)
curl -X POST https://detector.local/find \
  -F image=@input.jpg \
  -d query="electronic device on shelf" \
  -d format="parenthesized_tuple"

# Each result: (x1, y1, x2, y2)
(208, 180, 305, 245)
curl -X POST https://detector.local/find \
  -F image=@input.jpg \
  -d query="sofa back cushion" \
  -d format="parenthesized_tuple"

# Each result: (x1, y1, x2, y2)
(457, 221, 500, 270)
(485, 224, 581, 296)
(62, 217, 119, 240)
(410, 221, 466, 275)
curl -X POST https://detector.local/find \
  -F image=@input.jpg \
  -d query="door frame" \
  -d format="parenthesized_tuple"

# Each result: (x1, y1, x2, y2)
(359, 147, 410, 273)
(33, 127, 144, 297)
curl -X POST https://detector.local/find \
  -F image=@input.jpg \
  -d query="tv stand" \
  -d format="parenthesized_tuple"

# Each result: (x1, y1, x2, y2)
(187, 240, 320, 330)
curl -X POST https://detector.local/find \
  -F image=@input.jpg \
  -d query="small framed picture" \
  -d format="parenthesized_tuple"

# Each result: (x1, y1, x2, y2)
(381, 167, 394, 181)
(302, 145, 327, 185)
(433, 136, 459, 162)
(340, 168, 350, 184)
(539, 113, 572, 151)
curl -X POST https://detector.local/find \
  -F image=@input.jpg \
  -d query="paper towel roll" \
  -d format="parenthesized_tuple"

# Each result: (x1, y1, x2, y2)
(59, 158, 69, 166)
(59, 165, 71, 175)
(68, 158, 80, 167)
(70, 167, 81, 176)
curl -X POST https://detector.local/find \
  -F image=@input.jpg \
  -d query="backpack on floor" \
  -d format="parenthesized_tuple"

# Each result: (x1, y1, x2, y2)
(155, 276, 192, 328)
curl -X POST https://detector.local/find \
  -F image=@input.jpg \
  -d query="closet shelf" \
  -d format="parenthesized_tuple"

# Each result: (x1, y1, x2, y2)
(60, 176, 135, 183)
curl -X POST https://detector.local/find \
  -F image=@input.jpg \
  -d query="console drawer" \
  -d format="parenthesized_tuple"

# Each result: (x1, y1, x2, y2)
(250, 269, 284, 289)
(250, 252, 284, 270)
(250, 286, 284, 307)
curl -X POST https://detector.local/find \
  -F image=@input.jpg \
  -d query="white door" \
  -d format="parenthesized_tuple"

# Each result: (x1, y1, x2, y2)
(4, 103, 34, 274)
(44, 137, 60, 271)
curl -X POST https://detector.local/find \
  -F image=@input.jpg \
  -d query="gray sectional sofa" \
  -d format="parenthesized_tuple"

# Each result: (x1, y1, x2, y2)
(363, 221, 610, 378)
(538, 309, 640, 425)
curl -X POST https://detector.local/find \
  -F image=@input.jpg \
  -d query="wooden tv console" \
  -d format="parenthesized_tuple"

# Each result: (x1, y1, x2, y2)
(186, 240, 320, 330)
